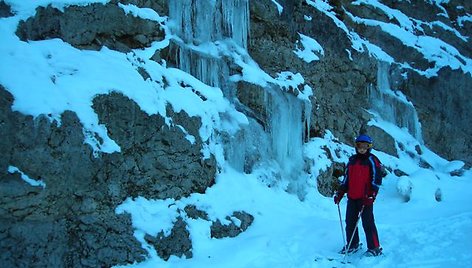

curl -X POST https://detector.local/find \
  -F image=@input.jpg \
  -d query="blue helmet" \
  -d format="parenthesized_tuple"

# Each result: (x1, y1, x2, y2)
(355, 134, 373, 145)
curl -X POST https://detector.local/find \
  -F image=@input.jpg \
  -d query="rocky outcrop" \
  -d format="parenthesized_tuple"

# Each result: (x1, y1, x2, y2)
(0, 0, 12, 17)
(403, 67, 472, 166)
(317, 161, 346, 197)
(144, 217, 193, 261)
(0, 85, 217, 267)
(92, 93, 217, 200)
(210, 211, 255, 239)
(0, 87, 146, 267)
(16, 2, 165, 52)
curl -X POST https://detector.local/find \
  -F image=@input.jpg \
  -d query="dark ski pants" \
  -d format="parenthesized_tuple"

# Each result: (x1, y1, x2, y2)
(345, 198, 380, 250)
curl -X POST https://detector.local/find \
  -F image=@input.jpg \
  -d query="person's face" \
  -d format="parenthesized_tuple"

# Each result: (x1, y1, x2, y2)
(355, 142, 370, 154)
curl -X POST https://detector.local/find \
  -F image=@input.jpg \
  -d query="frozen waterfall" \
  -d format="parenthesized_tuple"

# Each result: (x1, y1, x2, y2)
(369, 61, 423, 142)
(168, 0, 310, 196)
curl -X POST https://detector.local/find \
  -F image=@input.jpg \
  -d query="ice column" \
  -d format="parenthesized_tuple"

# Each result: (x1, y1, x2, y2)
(224, 85, 310, 195)
(370, 61, 423, 142)
(266, 88, 305, 178)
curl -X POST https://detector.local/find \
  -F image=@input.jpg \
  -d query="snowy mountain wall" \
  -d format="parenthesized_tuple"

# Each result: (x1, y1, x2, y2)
(249, 0, 471, 164)
(0, 0, 470, 267)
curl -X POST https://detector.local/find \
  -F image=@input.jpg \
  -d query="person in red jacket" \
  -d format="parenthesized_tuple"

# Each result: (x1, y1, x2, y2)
(334, 134, 383, 257)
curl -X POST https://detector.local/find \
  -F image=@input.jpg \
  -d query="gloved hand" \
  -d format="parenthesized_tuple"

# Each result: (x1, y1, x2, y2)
(363, 192, 377, 206)
(334, 191, 345, 204)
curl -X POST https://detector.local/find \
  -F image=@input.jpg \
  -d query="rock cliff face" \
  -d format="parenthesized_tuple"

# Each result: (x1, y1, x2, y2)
(247, 0, 471, 195)
(249, 0, 471, 165)
(0, 85, 218, 266)
(0, 0, 470, 266)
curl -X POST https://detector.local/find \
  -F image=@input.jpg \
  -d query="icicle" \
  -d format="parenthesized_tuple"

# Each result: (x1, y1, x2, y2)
(169, 0, 248, 47)
(168, 0, 248, 86)
(222, 0, 249, 48)
(303, 97, 312, 142)
(168, 0, 192, 43)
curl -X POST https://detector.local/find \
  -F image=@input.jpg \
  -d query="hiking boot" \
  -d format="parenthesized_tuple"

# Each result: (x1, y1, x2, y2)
(364, 247, 382, 257)
(339, 243, 361, 254)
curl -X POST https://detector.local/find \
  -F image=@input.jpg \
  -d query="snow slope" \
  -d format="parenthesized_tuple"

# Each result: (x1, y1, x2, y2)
(115, 135, 472, 268)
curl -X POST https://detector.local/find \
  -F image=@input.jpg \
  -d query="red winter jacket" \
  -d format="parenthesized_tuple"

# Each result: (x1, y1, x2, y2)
(339, 153, 383, 199)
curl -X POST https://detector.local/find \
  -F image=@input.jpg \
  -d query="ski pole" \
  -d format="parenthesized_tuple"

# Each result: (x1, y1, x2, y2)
(344, 205, 365, 262)
(337, 204, 347, 251)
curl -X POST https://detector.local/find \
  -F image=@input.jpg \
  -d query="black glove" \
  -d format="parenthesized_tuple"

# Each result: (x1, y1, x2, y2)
(334, 191, 345, 204)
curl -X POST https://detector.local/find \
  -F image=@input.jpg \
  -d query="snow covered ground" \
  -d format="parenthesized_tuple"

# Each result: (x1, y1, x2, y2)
(1, 1, 472, 268)
(115, 140, 472, 268)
